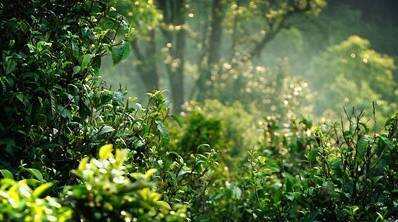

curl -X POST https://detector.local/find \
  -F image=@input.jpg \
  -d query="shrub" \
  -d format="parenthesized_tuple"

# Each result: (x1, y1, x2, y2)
(186, 112, 398, 221)
(274, 112, 397, 221)
(0, 177, 71, 222)
(293, 112, 398, 221)
(64, 144, 186, 221)
(0, 0, 163, 182)
(178, 111, 222, 154)
(0, 144, 187, 222)
(172, 100, 258, 158)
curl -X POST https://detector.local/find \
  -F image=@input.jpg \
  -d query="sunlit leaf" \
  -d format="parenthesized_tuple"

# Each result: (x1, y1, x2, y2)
(0, 169, 13, 179)
(98, 125, 115, 136)
(99, 144, 113, 159)
(32, 183, 53, 198)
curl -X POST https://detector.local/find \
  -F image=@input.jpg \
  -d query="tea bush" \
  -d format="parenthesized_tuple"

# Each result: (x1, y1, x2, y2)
(181, 111, 397, 221)
(0, 145, 186, 222)
(65, 144, 186, 222)
(0, 178, 71, 221)
(294, 112, 398, 221)
(0, 0, 164, 182)
(171, 100, 258, 158)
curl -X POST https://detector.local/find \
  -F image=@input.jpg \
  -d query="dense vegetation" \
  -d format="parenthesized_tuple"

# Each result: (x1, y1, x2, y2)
(0, 0, 397, 221)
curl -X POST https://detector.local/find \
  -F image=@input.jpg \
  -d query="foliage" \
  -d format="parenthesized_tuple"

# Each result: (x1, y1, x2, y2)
(153, 146, 220, 220)
(102, 0, 326, 111)
(117, 0, 160, 32)
(209, 59, 313, 121)
(0, 0, 163, 182)
(1, 0, 397, 221)
(65, 144, 186, 222)
(0, 145, 187, 222)
(0, 177, 71, 222)
(291, 111, 398, 221)
(183, 110, 398, 221)
(306, 35, 397, 121)
(178, 110, 222, 154)
(178, 100, 259, 156)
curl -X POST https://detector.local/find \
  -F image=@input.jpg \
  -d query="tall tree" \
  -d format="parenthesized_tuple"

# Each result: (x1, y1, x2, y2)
(158, 0, 187, 113)
(196, 0, 226, 100)
(121, 0, 326, 112)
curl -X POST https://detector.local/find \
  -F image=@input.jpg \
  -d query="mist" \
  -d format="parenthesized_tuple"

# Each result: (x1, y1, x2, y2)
(101, 0, 397, 126)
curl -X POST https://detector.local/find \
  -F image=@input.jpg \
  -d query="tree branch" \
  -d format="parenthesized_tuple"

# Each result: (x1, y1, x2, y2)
(248, 4, 316, 59)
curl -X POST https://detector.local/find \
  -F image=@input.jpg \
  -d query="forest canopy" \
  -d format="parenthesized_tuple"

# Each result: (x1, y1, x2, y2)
(0, 0, 397, 221)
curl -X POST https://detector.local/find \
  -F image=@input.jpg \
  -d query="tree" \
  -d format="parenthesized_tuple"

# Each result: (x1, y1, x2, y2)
(118, 0, 326, 112)
(306, 35, 397, 121)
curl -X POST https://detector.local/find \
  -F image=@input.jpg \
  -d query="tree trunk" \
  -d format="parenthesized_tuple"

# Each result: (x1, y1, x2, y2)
(170, 0, 186, 113)
(196, 0, 225, 100)
(158, 0, 186, 113)
(131, 30, 160, 92)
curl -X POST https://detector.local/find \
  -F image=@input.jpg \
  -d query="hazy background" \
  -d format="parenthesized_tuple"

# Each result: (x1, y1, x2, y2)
(101, 0, 398, 124)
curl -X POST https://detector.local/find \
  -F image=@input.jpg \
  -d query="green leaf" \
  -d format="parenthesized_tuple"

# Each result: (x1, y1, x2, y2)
(73, 66, 81, 74)
(81, 54, 91, 70)
(197, 144, 210, 152)
(58, 105, 71, 119)
(98, 125, 115, 136)
(155, 120, 169, 143)
(157, 201, 171, 210)
(15, 92, 25, 104)
(0, 169, 13, 179)
(231, 185, 242, 200)
(172, 114, 184, 127)
(4, 57, 17, 74)
(357, 135, 371, 157)
(144, 169, 157, 180)
(24, 168, 45, 182)
(284, 173, 297, 193)
(72, 185, 86, 197)
(111, 42, 131, 65)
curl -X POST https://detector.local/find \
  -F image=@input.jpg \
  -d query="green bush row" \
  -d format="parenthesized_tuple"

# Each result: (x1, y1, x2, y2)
(3, 103, 395, 221)
(163, 102, 398, 221)
(0, 145, 186, 222)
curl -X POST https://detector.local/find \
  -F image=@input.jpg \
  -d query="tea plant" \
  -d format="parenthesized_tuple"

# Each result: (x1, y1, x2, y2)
(0, 0, 162, 182)
(0, 176, 71, 221)
(64, 144, 186, 222)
